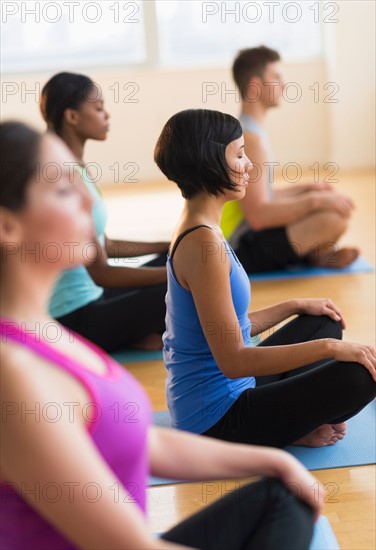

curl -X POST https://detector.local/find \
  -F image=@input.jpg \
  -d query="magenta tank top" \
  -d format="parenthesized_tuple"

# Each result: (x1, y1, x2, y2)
(0, 319, 152, 550)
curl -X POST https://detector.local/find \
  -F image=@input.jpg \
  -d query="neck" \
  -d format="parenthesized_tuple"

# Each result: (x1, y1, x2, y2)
(241, 100, 267, 125)
(0, 261, 59, 326)
(60, 127, 86, 165)
(182, 193, 226, 229)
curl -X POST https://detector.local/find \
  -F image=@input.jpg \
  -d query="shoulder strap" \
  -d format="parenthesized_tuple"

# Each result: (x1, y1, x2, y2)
(170, 225, 213, 260)
(0, 318, 112, 380)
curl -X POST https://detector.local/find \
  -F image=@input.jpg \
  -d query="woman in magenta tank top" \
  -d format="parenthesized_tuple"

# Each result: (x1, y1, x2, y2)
(0, 122, 321, 549)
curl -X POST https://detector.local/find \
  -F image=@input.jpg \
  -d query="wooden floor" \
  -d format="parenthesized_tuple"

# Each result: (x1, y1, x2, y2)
(103, 170, 375, 549)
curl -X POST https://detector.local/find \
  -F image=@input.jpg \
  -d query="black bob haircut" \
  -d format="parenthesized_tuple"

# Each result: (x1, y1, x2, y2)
(41, 72, 95, 136)
(0, 121, 41, 211)
(154, 109, 243, 199)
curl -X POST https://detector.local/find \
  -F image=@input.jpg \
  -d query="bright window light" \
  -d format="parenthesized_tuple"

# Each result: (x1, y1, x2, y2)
(1, 1, 323, 73)
(155, 0, 322, 66)
(1, 1, 146, 73)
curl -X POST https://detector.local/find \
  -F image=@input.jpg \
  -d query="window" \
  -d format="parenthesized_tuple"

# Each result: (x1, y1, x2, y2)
(1, 0, 322, 73)
(156, 1, 322, 66)
(1, 1, 145, 73)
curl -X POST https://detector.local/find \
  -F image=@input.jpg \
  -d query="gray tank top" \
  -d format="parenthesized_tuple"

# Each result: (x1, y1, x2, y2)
(239, 113, 274, 200)
(226, 114, 275, 249)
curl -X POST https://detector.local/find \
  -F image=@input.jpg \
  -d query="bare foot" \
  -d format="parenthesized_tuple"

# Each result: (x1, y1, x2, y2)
(309, 247, 360, 268)
(130, 333, 163, 351)
(292, 422, 347, 447)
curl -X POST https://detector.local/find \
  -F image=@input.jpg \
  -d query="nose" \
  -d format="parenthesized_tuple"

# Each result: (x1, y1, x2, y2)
(245, 161, 253, 172)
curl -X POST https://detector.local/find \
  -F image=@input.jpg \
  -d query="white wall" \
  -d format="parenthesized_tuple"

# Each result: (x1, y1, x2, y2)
(325, 0, 375, 169)
(1, 1, 374, 184)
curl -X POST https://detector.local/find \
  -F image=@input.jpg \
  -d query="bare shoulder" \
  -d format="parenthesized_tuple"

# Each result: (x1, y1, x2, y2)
(171, 225, 230, 290)
(173, 225, 226, 265)
(0, 340, 89, 406)
(1, 341, 38, 387)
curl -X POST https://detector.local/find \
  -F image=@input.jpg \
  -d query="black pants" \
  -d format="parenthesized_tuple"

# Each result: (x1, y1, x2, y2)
(162, 478, 314, 550)
(203, 315, 376, 447)
(56, 255, 167, 353)
(235, 227, 305, 273)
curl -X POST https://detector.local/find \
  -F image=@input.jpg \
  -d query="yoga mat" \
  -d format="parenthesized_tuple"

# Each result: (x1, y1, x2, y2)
(152, 515, 339, 550)
(112, 337, 260, 365)
(111, 349, 163, 363)
(150, 400, 375, 486)
(249, 255, 373, 282)
(310, 516, 340, 550)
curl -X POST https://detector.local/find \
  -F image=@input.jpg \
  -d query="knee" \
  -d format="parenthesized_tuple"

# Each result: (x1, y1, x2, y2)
(321, 315, 342, 340)
(320, 210, 349, 236)
(286, 496, 315, 547)
(338, 362, 376, 399)
(299, 314, 342, 341)
(352, 364, 376, 396)
(262, 479, 315, 544)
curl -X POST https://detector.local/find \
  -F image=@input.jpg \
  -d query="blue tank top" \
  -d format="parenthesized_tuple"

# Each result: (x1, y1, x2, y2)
(163, 226, 256, 434)
(49, 167, 107, 318)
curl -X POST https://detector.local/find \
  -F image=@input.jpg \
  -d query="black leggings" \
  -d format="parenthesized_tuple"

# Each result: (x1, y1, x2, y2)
(161, 478, 314, 550)
(203, 315, 376, 447)
(56, 255, 167, 353)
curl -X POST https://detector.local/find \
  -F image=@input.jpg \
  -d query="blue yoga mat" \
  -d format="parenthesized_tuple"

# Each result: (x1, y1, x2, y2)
(150, 400, 375, 486)
(310, 516, 340, 550)
(153, 515, 339, 550)
(111, 349, 163, 363)
(249, 255, 373, 282)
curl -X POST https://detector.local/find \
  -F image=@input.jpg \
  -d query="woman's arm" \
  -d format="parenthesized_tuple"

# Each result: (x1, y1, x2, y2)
(178, 228, 373, 379)
(149, 427, 323, 521)
(86, 236, 167, 288)
(0, 353, 189, 550)
(249, 300, 298, 336)
(249, 298, 346, 336)
(105, 236, 169, 258)
(241, 133, 353, 230)
(273, 182, 333, 199)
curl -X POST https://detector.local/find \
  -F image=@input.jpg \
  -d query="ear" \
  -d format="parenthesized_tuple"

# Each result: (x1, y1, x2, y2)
(0, 207, 24, 246)
(64, 108, 80, 128)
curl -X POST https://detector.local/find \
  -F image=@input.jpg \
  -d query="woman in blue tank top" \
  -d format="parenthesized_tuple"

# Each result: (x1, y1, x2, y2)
(154, 109, 376, 448)
(40, 72, 168, 352)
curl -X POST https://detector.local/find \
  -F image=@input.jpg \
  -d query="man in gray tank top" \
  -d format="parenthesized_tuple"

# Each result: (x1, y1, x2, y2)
(224, 46, 358, 273)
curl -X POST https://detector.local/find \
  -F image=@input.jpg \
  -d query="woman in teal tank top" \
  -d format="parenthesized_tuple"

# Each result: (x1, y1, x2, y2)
(154, 109, 376, 448)
(40, 72, 169, 352)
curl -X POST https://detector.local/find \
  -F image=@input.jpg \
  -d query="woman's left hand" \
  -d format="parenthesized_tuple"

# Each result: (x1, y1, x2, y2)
(296, 298, 346, 329)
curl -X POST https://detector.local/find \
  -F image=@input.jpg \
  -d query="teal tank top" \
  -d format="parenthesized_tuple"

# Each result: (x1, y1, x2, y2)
(163, 226, 256, 434)
(49, 167, 107, 318)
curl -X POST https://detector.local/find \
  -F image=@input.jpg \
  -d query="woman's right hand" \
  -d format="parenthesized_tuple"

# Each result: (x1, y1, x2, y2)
(329, 340, 376, 381)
